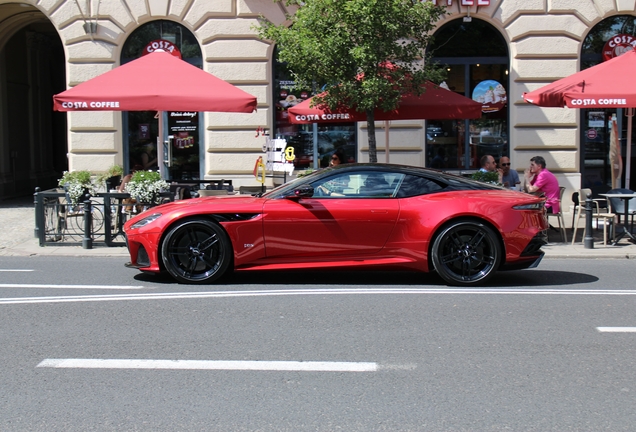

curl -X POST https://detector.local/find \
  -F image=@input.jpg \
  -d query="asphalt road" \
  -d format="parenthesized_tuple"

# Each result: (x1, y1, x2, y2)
(1, 256, 636, 431)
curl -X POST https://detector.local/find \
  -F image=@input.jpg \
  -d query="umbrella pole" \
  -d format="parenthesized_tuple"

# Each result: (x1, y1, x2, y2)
(627, 108, 634, 190)
(385, 121, 390, 163)
(158, 111, 169, 180)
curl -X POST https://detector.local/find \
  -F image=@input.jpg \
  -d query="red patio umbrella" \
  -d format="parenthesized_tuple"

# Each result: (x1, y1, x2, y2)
(288, 81, 482, 124)
(523, 49, 636, 189)
(53, 50, 257, 179)
(287, 81, 482, 163)
(53, 50, 257, 113)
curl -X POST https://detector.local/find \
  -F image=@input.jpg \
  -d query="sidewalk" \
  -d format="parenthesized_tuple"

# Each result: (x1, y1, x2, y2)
(1, 195, 635, 259)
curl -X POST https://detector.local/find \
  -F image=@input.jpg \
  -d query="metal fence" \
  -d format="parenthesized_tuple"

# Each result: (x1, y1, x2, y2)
(33, 179, 248, 248)
(33, 188, 174, 248)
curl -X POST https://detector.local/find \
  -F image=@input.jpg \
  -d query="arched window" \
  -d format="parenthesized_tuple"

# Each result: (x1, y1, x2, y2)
(428, 19, 509, 171)
(580, 15, 636, 194)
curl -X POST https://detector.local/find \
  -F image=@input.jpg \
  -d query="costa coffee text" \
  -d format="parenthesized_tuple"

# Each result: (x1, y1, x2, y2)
(570, 98, 627, 106)
(61, 101, 120, 109)
(295, 113, 351, 122)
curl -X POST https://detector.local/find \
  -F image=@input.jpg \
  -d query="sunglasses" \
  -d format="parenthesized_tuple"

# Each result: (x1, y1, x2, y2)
(332, 156, 339, 160)
(501, 163, 511, 166)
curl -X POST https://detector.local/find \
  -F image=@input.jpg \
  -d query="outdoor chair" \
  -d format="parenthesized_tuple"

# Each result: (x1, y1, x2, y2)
(547, 186, 567, 243)
(571, 188, 615, 246)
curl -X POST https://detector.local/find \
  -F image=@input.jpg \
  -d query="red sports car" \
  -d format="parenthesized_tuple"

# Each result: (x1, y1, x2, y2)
(124, 163, 548, 286)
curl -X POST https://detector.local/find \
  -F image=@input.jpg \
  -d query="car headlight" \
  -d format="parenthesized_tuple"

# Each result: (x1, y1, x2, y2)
(130, 212, 162, 229)
(513, 202, 544, 210)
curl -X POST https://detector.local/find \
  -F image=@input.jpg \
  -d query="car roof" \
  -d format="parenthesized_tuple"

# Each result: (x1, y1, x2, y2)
(263, 163, 502, 198)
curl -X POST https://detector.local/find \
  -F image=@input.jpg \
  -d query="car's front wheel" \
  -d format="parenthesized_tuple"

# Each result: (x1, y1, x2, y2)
(431, 220, 501, 286)
(161, 219, 232, 284)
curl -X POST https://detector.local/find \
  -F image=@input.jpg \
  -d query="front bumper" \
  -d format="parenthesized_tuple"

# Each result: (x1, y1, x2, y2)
(124, 231, 162, 272)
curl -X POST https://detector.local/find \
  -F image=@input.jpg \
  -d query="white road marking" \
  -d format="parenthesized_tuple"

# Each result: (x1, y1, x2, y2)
(3, 288, 636, 305)
(0, 284, 148, 290)
(0, 269, 34, 272)
(597, 327, 636, 332)
(37, 358, 378, 372)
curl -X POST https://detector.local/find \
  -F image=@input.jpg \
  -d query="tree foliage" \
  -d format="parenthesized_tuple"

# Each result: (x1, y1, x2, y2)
(257, 0, 447, 162)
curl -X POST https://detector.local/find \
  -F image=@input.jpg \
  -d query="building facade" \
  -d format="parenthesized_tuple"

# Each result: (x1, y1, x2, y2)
(1, 0, 634, 224)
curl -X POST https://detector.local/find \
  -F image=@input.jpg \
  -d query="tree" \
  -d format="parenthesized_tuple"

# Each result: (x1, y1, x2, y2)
(257, 0, 446, 163)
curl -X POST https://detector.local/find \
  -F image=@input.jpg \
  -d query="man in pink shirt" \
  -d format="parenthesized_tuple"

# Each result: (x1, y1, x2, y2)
(524, 156, 560, 213)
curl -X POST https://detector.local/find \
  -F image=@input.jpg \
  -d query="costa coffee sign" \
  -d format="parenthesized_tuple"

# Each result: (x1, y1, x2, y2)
(426, 0, 490, 5)
(602, 34, 636, 61)
(142, 40, 182, 59)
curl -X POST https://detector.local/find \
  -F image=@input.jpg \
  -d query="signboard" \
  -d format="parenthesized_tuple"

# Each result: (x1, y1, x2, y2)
(472, 79, 507, 113)
(168, 112, 198, 149)
(142, 40, 182, 59)
(602, 34, 636, 62)
(586, 129, 598, 140)
(264, 137, 295, 175)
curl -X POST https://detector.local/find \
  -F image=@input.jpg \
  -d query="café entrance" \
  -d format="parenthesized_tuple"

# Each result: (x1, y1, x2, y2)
(120, 20, 203, 181)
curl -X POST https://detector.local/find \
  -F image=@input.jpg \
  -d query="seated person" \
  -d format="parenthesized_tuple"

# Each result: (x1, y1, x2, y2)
(523, 155, 560, 213)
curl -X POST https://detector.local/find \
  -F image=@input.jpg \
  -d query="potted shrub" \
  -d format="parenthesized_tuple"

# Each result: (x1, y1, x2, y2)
(96, 165, 124, 191)
(125, 170, 169, 207)
(58, 170, 95, 205)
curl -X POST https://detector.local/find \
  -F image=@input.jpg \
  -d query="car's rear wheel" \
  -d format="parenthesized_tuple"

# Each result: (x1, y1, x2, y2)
(431, 220, 501, 286)
(161, 219, 232, 284)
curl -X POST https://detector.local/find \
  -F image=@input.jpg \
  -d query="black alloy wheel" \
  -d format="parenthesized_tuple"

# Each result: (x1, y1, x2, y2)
(161, 219, 232, 284)
(431, 220, 501, 286)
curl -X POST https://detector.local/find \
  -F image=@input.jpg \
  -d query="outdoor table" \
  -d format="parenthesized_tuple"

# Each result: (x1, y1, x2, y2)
(599, 193, 636, 245)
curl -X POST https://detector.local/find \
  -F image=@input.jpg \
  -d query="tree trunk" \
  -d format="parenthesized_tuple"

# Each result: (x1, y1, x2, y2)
(366, 109, 377, 163)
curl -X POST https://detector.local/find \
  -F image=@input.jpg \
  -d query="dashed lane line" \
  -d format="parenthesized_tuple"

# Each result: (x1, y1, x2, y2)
(37, 358, 380, 372)
(597, 327, 636, 332)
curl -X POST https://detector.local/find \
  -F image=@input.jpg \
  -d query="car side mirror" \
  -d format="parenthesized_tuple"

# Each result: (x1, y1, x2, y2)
(287, 184, 314, 199)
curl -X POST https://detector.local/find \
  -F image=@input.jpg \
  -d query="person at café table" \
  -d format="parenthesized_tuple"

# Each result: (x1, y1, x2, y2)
(329, 150, 347, 167)
(479, 154, 503, 184)
(499, 156, 520, 189)
(523, 155, 560, 214)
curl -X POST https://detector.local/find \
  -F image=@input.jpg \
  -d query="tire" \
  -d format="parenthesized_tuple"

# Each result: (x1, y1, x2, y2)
(431, 220, 501, 286)
(161, 219, 232, 284)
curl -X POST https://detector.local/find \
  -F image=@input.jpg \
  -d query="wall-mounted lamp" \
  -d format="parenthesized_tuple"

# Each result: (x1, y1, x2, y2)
(463, 6, 472, 23)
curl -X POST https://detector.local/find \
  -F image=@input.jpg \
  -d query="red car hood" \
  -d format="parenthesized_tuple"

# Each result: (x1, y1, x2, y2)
(124, 195, 266, 231)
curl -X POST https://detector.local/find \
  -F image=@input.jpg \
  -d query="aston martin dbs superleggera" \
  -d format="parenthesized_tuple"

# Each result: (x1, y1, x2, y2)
(124, 163, 548, 286)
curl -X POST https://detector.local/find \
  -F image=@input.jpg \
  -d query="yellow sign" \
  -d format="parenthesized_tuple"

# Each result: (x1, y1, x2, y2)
(284, 146, 295, 162)
(253, 156, 266, 184)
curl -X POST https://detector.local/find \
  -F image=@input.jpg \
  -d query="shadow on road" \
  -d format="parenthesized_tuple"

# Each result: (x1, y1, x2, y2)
(134, 268, 598, 287)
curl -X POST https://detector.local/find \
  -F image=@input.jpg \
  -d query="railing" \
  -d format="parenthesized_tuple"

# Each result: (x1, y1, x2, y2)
(33, 188, 174, 248)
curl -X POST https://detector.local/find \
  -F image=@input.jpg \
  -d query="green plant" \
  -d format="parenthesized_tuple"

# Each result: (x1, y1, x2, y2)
(471, 170, 501, 186)
(96, 164, 124, 188)
(58, 170, 95, 205)
(126, 170, 169, 204)
(257, 0, 446, 163)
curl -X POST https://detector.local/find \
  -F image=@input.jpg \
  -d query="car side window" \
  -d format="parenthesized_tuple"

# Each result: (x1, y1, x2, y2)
(396, 174, 444, 197)
(310, 172, 403, 198)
